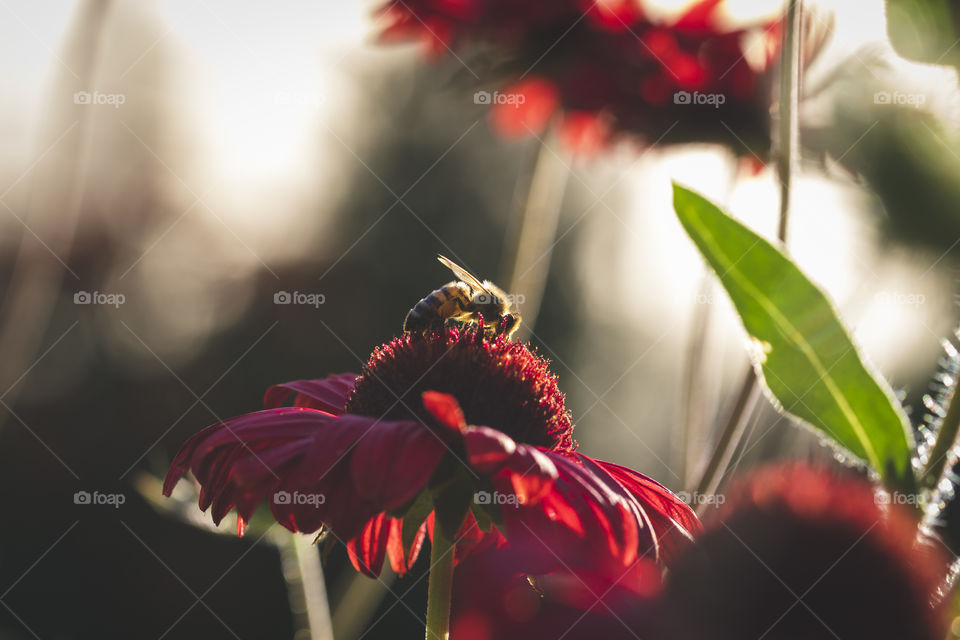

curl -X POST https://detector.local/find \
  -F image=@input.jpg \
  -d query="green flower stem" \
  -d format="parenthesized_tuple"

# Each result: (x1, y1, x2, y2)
(776, 0, 802, 245)
(289, 533, 335, 640)
(694, 368, 762, 514)
(425, 531, 456, 640)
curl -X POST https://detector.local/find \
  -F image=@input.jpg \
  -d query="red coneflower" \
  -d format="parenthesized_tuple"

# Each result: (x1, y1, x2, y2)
(378, 0, 785, 155)
(163, 327, 699, 587)
(656, 464, 948, 640)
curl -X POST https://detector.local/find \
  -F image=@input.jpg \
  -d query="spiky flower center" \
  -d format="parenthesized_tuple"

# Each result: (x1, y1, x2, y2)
(345, 327, 575, 453)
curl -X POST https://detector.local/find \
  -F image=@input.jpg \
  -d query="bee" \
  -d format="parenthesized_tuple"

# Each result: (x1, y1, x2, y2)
(404, 255, 522, 339)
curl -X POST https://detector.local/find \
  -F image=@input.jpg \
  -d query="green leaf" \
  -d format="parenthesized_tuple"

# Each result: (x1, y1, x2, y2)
(431, 469, 474, 541)
(401, 490, 434, 557)
(672, 184, 916, 491)
(470, 501, 495, 532)
(886, 0, 960, 70)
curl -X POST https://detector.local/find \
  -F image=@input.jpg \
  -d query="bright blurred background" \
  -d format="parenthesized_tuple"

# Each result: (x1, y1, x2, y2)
(2, 0, 959, 638)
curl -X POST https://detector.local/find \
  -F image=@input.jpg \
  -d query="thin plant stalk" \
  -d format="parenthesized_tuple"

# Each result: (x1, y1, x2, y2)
(329, 567, 397, 640)
(499, 130, 571, 341)
(917, 334, 960, 550)
(921, 381, 960, 490)
(284, 533, 335, 640)
(692, 0, 803, 499)
(424, 531, 456, 640)
(920, 421, 960, 605)
(775, 0, 802, 244)
(680, 278, 715, 489)
(679, 156, 743, 488)
(694, 368, 762, 515)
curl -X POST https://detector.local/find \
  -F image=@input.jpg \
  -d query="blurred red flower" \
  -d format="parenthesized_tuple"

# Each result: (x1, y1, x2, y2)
(378, 0, 784, 155)
(656, 464, 948, 640)
(164, 328, 700, 581)
(450, 546, 661, 640)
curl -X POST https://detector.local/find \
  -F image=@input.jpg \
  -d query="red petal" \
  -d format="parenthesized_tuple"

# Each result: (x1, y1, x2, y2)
(347, 513, 392, 578)
(454, 511, 504, 565)
(558, 112, 609, 156)
(538, 489, 585, 537)
(164, 407, 440, 542)
(585, 0, 644, 31)
(263, 373, 358, 415)
(163, 408, 331, 517)
(666, 52, 708, 90)
(421, 391, 467, 431)
(271, 414, 440, 540)
(463, 425, 518, 470)
(386, 517, 427, 575)
(673, 0, 724, 32)
(424, 510, 505, 567)
(641, 28, 678, 58)
(594, 459, 701, 566)
(496, 451, 646, 575)
(489, 77, 559, 140)
(463, 426, 557, 504)
(350, 420, 447, 512)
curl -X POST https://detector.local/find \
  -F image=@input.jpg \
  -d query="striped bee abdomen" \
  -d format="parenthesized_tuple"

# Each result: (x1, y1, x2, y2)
(403, 282, 470, 333)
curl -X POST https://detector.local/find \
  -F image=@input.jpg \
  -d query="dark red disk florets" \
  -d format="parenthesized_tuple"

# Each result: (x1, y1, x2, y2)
(345, 328, 576, 453)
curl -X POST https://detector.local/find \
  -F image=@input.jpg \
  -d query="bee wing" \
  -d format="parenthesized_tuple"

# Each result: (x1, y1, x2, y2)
(481, 280, 513, 308)
(437, 255, 487, 292)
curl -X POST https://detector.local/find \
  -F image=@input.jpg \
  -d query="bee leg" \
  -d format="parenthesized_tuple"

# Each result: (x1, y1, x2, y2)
(499, 314, 521, 340)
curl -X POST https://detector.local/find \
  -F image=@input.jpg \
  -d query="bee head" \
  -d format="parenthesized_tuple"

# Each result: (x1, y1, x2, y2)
(471, 289, 509, 320)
